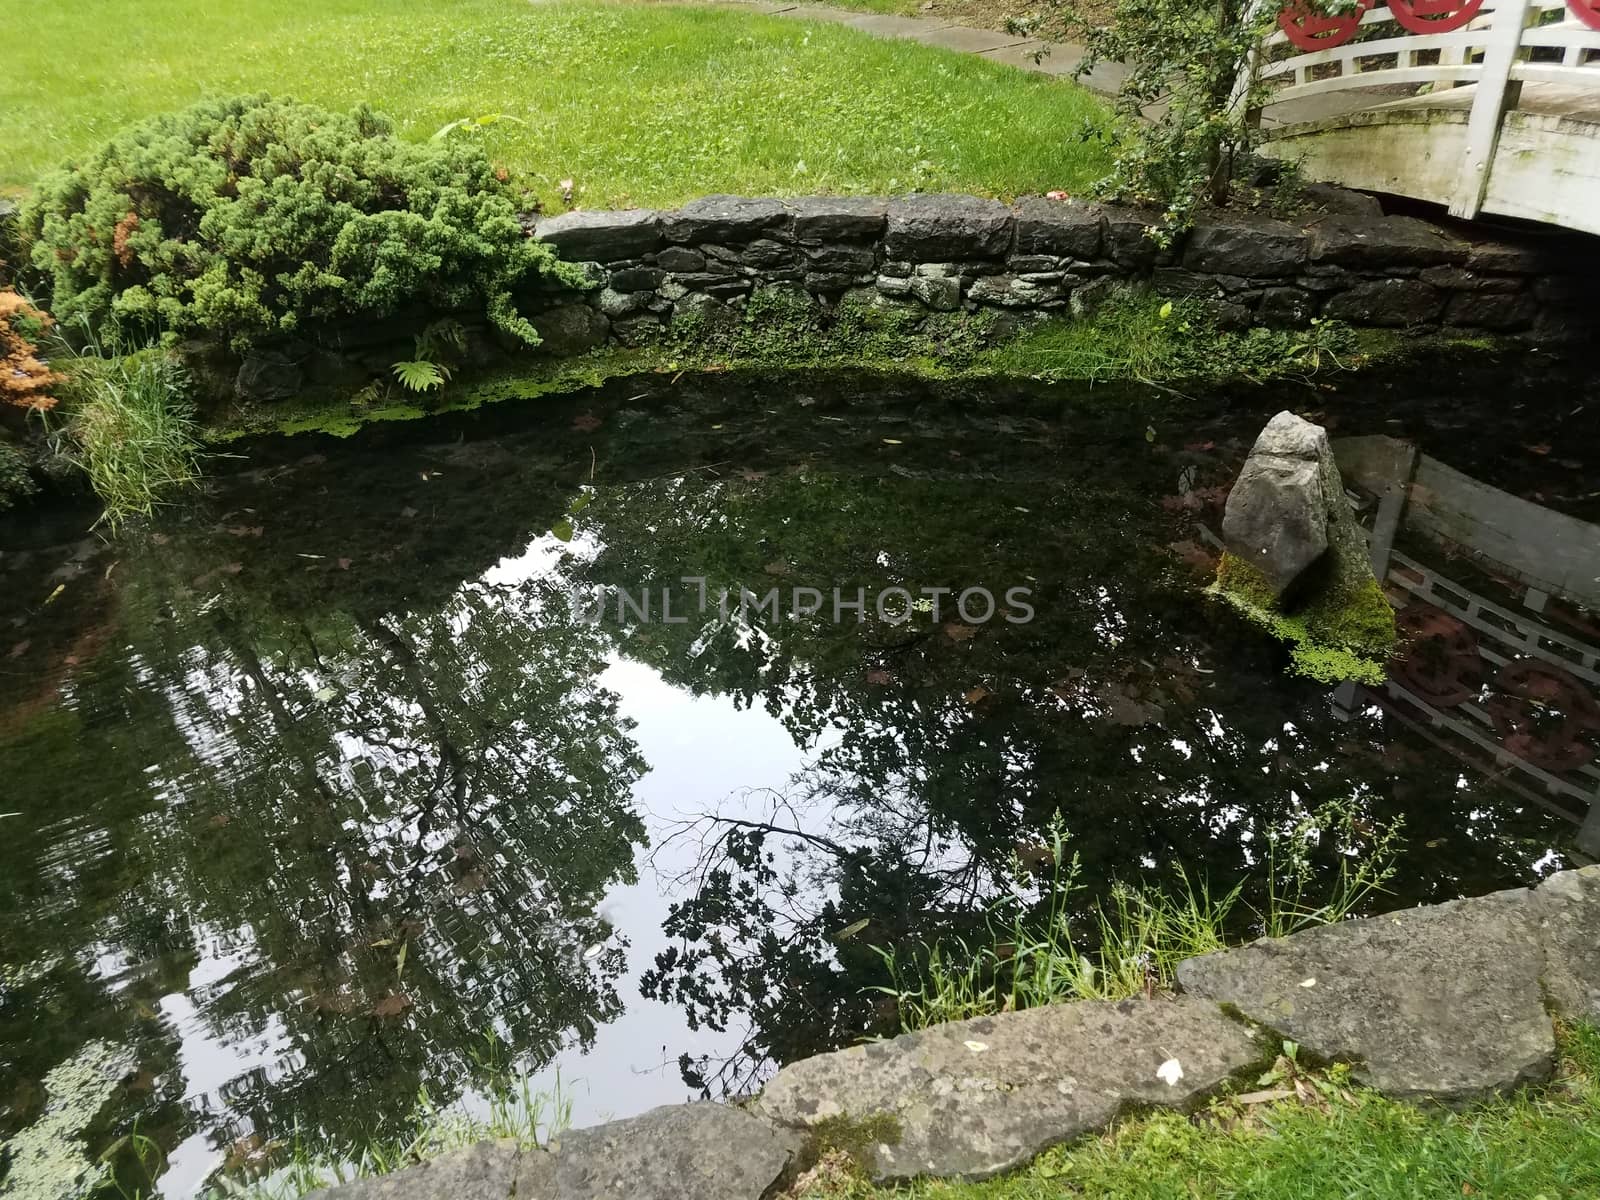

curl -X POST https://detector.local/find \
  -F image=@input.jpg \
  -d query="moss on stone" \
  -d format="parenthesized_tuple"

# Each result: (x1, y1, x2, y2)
(797, 1111, 905, 1177)
(1210, 552, 1396, 685)
(204, 349, 657, 441)
(198, 293, 1516, 447)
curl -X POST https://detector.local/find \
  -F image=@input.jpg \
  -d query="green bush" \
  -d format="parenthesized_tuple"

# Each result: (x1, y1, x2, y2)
(22, 94, 585, 351)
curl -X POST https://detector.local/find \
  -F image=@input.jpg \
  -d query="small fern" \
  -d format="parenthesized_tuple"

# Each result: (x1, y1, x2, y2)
(391, 359, 450, 392)
(415, 319, 467, 361)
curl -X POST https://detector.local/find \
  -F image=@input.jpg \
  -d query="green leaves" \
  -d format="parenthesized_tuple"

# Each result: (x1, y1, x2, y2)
(431, 112, 528, 139)
(390, 360, 449, 392)
(22, 94, 579, 352)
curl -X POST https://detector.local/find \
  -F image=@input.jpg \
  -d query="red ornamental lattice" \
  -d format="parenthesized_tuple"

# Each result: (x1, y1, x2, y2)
(1483, 659, 1600, 774)
(1390, 606, 1482, 707)
(1388, 0, 1487, 32)
(1570, 0, 1600, 31)
(1278, 0, 1375, 49)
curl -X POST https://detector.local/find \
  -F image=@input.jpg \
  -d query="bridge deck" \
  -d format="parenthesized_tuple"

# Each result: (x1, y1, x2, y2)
(1262, 82, 1600, 234)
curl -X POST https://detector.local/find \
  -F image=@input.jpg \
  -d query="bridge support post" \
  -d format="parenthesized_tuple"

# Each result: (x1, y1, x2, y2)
(1449, 0, 1532, 219)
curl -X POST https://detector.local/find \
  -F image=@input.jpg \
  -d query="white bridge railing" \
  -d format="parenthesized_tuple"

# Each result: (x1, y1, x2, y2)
(1252, 0, 1600, 218)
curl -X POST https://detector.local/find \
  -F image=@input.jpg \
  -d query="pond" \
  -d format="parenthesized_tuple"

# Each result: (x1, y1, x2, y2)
(2, 359, 1598, 1197)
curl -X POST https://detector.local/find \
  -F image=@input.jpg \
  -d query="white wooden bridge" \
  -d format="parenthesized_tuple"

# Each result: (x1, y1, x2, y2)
(1254, 0, 1600, 233)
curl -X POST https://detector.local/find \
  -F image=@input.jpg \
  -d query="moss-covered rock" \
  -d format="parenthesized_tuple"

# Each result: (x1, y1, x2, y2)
(1211, 412, 1397, 684)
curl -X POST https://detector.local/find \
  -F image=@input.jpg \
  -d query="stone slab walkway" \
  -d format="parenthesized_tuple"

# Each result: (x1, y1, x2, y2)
(735, 1, 1128, 94)
(307, 867, 1600, 1200)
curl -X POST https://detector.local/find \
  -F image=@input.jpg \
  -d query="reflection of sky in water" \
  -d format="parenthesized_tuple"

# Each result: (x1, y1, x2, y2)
(2, 393, 1595, 1198)
(524, 657, 827, 1126)
(154, 654, 817, 1195)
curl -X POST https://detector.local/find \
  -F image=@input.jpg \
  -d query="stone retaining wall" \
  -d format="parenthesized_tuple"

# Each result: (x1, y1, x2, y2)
(524, 188, 1600, 356)
(311, 864, 1600, 1200)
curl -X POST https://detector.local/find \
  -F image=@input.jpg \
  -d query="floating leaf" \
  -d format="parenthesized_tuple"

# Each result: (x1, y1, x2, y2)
(832, 918, 870, 942)
(550, 519, 574, 543)
(372, 992, 412, 1019)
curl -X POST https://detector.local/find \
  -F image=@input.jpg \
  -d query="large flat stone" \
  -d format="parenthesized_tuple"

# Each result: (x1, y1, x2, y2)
(304, 1139, 522, 1200)
(1101, 206, 1163, 268)
(661, 196, 792, 244)
(1184, 215, 1307, 277)
(1013, 196, 1103, 259)
(1177, 888, 1556, 1102)
(884, 194, 1014, 260)
(533, 209, 661, 260)
(540, 1103, 798, 1200)
(752, 997, 1263, 1183)
(785, 196, 888, 243)
(308, 1106, 797, 1200)
(1323, 277, 1445, 326)
(1307, 215, 1467, 268)
(1531, 865, 1600, 1026)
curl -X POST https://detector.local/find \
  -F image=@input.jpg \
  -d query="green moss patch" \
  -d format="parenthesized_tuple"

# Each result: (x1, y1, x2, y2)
(1210, 552, 1396, 685)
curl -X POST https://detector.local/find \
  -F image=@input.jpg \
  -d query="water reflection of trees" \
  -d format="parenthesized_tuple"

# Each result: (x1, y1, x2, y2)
(0, 377, 1578, 1174)
(0, 536, 648, 1159)
(561, 463, 1570, 1096)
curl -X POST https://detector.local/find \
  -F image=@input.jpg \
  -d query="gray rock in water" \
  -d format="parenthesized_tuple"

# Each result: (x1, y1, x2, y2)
(1531, 864, 1600, 1026)
(538, 1103, 799, 1200)
(752, 997, 1264, 1183)
(306, 1106, 796, 1200)
(1177, 887, 1556, 1103)
(304, 1139, 522, 1200)
(1221, 411, 1334, 597)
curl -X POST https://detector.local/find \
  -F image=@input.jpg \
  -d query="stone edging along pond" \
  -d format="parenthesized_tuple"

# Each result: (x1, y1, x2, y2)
(512, 188, 1599, 357)
(308, 865, 1600, 1200)
(116, 186, 1599, 408)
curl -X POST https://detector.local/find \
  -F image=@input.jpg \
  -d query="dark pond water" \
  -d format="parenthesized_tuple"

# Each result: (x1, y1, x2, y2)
(2, 360, 1598, 1196)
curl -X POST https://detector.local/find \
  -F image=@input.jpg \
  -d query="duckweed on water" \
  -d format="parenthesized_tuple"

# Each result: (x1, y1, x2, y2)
(1210, 553, 1397, 685)
(0, 1041, 136, 1200)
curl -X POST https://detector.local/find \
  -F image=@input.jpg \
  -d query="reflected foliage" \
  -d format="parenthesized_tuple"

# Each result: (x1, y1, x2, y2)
(0, 363, 1588, 1192)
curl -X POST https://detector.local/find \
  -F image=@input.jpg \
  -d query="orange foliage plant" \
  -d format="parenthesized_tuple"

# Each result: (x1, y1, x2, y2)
(1, 290, 64, 412)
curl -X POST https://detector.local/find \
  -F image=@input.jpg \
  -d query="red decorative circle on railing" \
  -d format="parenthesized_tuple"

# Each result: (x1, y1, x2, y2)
(1388, 0, 1487, 32)
(1391, 606, 1481, 707)
(1569, 0, 1600, 31)
(1279, 0, 1375, 49)
(1483, 658, 1600, 774)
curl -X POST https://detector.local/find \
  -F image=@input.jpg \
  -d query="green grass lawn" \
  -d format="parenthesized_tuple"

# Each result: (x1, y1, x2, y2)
(798, 1025, 1600, 1200)
(0, 0, 1109, 208)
